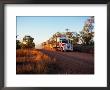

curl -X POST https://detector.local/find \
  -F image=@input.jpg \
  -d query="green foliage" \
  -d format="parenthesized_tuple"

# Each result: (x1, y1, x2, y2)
(16, 40, 21, 49)
(79, 16, 94, 45)
(16, 35, 35, 49)
(21, 35, 35, 49)
(72, 34, 79, 45)
(80, 31, 94, 45)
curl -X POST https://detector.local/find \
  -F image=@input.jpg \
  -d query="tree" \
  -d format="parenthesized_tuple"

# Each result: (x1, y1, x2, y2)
(16, 35, 21, 49)
(21, 35, 35, 49)
(80, 31, 93, 45)
(72, 32, 80, 45)
(79, 16, 94, 45)
(16, 40, 21, 49)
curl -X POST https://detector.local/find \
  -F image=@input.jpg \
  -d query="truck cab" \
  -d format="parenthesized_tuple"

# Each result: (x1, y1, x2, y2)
(59, 37, 73, 52)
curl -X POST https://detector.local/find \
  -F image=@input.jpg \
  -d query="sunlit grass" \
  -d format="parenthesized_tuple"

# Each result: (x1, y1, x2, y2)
(16, 49, 59, 74)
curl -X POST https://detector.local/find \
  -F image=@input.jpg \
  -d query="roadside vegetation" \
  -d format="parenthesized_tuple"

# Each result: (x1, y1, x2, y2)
(16, 49, 62, 74)
(16, 36, 62, 74)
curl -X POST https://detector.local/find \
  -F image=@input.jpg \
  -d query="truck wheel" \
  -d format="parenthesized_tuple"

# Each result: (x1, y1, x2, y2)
(61, 47, 64, 52)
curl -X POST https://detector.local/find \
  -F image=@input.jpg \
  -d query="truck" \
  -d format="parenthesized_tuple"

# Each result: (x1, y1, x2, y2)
(53, 36, 73, 51)
(42, 32, 73, 52)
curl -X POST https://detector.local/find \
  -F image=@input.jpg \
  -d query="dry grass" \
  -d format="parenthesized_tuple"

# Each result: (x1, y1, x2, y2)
(16, 49, 94, 74)
(16, 49, 60, 74)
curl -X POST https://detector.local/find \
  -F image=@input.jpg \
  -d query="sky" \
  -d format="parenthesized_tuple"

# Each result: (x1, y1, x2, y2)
(16, 16, 91, 48)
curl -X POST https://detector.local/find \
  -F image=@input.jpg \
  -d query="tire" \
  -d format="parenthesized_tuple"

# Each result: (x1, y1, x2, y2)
(60, 47, 64, 52)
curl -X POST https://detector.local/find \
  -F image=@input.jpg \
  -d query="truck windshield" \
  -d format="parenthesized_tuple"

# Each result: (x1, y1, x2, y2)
(60, 39, 68, 43)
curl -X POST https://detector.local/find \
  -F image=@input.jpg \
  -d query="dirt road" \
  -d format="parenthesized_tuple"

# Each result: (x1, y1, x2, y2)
(38, 49, 94, 74)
